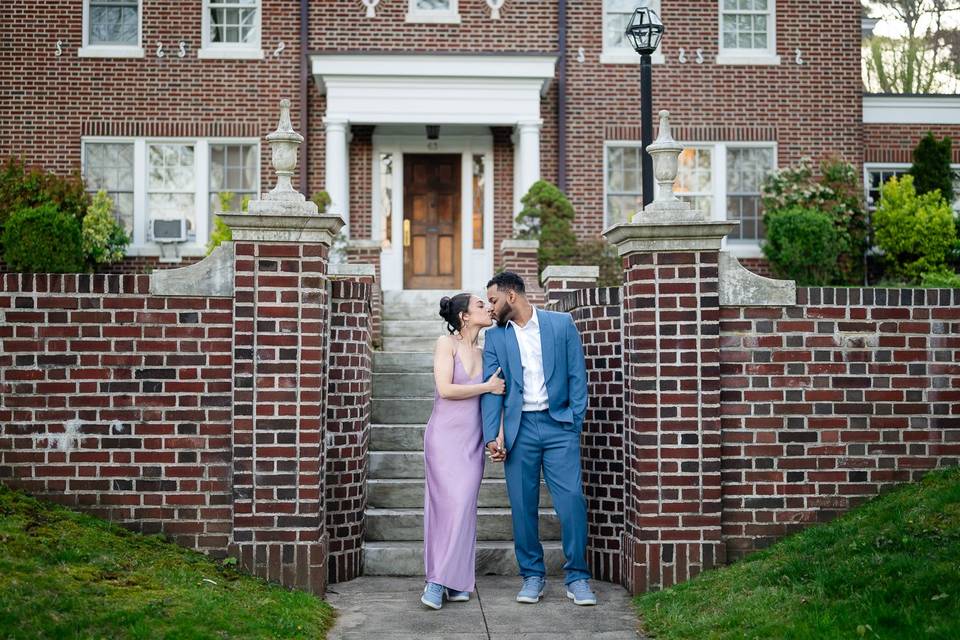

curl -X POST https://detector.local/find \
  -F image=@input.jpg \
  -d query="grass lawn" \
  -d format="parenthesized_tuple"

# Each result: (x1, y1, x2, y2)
(635, 465, 960, 640)
(0, 483, 335, 640)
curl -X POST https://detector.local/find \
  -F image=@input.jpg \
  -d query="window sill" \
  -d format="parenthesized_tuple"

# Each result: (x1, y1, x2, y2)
(715, 52, 781, 66)
(404, 12, 462, 24)
(197, 47, 265, 60)
(599, 51, 665, 65)
(78, 45, 145, 58)
(126, 243, 207, 258)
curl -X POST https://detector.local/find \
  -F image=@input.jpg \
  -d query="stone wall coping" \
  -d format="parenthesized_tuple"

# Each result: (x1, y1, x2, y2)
(330, 263, 376, 278)
(603, 220, 739, 255)
(501, 238, 539, 251)
(149, 242, 235, 297)
(718, 251, 795, 307)
(219, 213, 345, 244)
(346, 239, 382, 249)
(541, 265, 600, 282)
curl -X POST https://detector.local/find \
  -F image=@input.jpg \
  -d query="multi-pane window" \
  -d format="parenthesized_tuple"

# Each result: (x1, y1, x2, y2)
(675, 147, 713, 217)
(721, 0, 772, 51)
(726, 147, 774, 242)
(148, 144, 196, 239)
(407, 0, 459, 22)
(865, 165, 960, 213)
(415, 0, 451, 9)
(605, 145, 644, 227)
(603, 0, 660, 53)
(209, 144, 258, 220)
(83, 142, 135, 234)
(88, 0, 139, 46)
(206, 0, 259, 46)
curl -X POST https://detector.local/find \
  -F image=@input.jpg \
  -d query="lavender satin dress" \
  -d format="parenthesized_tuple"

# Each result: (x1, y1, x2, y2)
(423, 350, 485, 592)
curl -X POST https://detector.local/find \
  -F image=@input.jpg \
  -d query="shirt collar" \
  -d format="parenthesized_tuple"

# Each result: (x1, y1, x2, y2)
(509, 306, 539, 331)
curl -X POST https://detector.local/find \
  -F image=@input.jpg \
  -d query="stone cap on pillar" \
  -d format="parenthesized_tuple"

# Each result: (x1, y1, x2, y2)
(222, 99, 345, 245)
(603, 109, 737, 256)
(541, 265, 599, 287)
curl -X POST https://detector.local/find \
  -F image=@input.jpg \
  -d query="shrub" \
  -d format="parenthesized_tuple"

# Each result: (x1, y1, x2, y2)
(761, 157, 867, 285)
(206, 191, 249, 255)
(2, 203, 85, 273)
(873, 175, 957, 283)
(920, 269, 960, 288)
(82, 190, 129, 267)
(0, 157, 89, 232)
(762, 207, 841, 285)
(311, 190, 332, 214)
(514, 180, 578, 270)
(910, 132, 954, 204)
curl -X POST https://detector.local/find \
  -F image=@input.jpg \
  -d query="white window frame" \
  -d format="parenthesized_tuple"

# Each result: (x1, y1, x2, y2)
(79, 0, 144, 58)
(716, 0, 780, 66)
(198, 0, 264, 60)
(600, 0, 665, 65)
(864, 162, 960, 213)
(81, 136, 259, 259)
(406, 0, 461, 24)
(603, 140, 777, 257)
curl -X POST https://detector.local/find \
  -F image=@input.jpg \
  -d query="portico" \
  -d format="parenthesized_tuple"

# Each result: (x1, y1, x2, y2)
(310, 53, 557, 292)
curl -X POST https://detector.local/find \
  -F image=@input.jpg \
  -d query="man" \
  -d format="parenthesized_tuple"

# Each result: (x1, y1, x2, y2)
(481, 271, 596, 606)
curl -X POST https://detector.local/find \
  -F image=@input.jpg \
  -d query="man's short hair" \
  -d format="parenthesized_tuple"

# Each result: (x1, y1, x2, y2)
(487, 271, 526, 295)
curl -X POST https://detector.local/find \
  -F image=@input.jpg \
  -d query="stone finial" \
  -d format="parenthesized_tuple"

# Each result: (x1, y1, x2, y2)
(246, 99, 319, 215)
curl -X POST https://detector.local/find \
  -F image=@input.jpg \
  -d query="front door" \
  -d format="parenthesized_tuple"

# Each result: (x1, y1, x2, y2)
(403, 154, 460, 289)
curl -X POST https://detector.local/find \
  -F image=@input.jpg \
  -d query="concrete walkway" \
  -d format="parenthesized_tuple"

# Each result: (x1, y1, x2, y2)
(325, 576, 645, 639)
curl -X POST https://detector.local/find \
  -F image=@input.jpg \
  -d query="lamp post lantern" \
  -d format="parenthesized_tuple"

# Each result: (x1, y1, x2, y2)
(625, 7, 664, 210)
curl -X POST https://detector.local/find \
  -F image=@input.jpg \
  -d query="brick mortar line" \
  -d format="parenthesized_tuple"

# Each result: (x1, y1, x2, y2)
(251, 245, 260, 516)
(654, 265, 662, 512)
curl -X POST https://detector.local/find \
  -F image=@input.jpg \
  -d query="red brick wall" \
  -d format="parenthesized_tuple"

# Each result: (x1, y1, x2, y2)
(864, 124, 960, 164)
(719, 286, 960, 562)
(326, 278, 373, 584)
(0, 273, 234, 554)
(554, 286, 625, 584)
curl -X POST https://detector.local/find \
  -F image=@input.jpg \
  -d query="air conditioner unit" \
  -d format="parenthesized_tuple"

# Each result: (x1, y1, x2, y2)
(152, 219, 188, 243)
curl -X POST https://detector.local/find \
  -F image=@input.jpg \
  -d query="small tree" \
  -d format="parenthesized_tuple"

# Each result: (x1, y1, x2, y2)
(514, 180, 578, 270)
(909, 132, 954, 204)
(762, 207, 841, 286)
(0, 157, 89, 238)
(2, 203, 85, 273)
(82, 190, 129, 267)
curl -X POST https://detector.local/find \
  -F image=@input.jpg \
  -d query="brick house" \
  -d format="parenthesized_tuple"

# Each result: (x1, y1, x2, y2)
(4, 0, 959, 285)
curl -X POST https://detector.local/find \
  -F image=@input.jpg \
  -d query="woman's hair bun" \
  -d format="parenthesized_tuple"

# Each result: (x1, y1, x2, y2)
(438, 296, 452, 318)
(438, 293, 472, 335)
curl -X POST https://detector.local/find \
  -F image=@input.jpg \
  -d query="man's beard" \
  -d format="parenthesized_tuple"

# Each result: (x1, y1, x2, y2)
(496, 302, 513, 327)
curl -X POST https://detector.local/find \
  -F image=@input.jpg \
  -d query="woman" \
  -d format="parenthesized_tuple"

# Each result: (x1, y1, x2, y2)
(421, 293, 506, 610)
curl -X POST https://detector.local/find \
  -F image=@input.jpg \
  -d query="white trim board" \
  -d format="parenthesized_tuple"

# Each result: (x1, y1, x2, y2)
(863, 95, 960, 125)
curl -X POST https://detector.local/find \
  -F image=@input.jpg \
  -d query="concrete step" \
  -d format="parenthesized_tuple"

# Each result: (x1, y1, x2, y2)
(372, 399, 434, 424)
(370, 451, 505, 480)
(371, 424, 425, 451)
(373, 351, 433, 373)
(367, 478, 552, 509)
(363, 540, 565, 576)
(364, 508, 560, 542)
(383, 320, 449, 337)
(372, 373, 435, 399)
(382, 336, 444, 352)
(383, 290, 463, 321)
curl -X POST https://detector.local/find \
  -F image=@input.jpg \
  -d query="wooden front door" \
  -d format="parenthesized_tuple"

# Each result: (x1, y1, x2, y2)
(403, 154, 461, 289)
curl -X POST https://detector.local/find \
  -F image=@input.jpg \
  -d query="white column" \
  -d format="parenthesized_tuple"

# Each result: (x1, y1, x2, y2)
(515, 119, 542, 215)
(324, 117, 349, 233)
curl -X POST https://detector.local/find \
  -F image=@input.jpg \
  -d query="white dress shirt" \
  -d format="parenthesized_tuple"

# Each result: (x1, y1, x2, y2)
(508, 307, 549, 411)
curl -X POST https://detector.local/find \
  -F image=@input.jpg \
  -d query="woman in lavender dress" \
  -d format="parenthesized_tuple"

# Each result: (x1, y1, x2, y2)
(420, 293, 505, 610)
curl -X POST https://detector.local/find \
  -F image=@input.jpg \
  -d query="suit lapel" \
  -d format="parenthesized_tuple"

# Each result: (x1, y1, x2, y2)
(538, 308, 556, 384)
(505, 324, 524, 391)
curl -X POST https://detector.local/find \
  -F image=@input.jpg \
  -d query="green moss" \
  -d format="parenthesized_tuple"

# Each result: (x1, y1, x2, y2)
(635, 466, 960, 640)
(0, 484, 335, 639)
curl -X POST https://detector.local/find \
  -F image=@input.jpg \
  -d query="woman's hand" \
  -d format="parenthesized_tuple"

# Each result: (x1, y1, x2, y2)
(485, 367, 505, 395)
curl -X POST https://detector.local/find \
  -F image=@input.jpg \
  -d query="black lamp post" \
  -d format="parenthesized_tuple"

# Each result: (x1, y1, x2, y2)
(625, 7, 664, 210)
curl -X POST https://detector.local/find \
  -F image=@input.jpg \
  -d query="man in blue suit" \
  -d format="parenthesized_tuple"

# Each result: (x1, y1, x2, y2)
(481, 271, 596, 606)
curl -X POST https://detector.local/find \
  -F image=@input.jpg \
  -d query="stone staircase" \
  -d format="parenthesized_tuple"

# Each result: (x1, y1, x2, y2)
(362, 290, 564, 576)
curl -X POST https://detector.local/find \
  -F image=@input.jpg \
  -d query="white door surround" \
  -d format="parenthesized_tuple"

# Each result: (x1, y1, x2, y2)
(310, 52, 558, 290)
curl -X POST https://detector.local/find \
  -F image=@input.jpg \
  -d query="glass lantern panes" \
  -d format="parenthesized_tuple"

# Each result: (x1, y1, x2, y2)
(605, 0, 658, 51)
(148, 144, 196, 238)
(721, 0, 770, 50)
(209, 144, 258, 221)
(209, 0, 259, 44)
(89, 0, 139, 45)
(726, 147, 773, 241)
(83, 142, 135, 234)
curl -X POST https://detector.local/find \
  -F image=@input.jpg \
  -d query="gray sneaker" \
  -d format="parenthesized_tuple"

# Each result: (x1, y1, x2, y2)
(566, 579, 597, 606)
(516, 576, 546, 603)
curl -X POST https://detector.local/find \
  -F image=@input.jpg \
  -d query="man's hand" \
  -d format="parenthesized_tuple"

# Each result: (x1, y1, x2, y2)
(485, 439, 506, 463)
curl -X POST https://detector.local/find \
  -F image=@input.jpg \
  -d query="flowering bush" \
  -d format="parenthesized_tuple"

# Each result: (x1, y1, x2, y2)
(82, 190, 129, 267)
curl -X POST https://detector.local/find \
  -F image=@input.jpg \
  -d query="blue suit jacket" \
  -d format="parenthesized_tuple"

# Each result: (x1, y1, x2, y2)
(481, 308, 588, 452)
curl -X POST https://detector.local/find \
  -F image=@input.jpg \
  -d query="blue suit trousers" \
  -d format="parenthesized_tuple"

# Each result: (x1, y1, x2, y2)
(503, 409, 590, 585)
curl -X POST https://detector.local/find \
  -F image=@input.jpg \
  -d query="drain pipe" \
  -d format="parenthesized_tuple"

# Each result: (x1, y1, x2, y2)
(299, 0, 309, 197)
(557, 0, 567, 192)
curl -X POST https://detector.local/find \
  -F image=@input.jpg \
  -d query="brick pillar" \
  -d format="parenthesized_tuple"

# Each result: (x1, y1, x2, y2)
(326, 267, 373, 583)
(541, 265, 599, 308)
(500, 239, 544, 305)
(345, 241, 383, 349)
(604, 110, 738, 594)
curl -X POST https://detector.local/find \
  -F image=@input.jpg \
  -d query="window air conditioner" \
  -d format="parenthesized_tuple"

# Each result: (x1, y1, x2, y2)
(152, 219, 188, 243)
